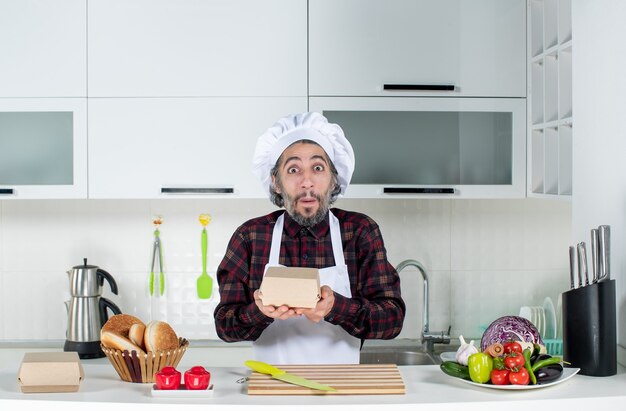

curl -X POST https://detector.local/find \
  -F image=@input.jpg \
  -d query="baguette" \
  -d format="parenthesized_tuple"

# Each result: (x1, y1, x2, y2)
(128, 323, 146, 348)
(101, 330, 146, 355)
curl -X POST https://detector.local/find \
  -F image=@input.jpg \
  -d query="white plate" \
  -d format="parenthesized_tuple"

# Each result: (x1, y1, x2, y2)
(440, 352, 457, 362)
(447, 367, 580, 390)
(543, 297, 557, 339)
(151, 384, 214, 397)
(556, 294, 563, 339)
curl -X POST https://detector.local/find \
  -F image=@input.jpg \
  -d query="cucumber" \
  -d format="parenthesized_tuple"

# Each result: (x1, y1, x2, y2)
(440, 361, 471, 380)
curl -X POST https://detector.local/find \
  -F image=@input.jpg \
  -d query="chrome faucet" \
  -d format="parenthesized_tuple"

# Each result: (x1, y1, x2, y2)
(396, 259, 451, 352)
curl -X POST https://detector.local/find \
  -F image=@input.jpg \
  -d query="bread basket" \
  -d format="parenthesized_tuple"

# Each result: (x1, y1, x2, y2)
(101, 338, 189, 383)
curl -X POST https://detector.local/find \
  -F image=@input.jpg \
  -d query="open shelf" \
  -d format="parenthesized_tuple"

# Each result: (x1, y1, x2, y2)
(528, 0, 572, 198)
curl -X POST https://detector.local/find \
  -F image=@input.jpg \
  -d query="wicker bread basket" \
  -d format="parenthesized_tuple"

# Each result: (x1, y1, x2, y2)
(101, 338, 189, 383)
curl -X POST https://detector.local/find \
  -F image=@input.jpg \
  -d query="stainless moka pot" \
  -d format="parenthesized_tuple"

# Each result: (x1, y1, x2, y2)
(64, 258, 122, 359)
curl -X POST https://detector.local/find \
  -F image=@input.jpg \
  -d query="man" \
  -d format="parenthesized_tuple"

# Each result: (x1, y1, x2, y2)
(214, 112, 405, 364)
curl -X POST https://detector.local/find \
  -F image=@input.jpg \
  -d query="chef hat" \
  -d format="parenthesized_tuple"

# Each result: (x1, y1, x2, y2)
(252, 112, 355, 196)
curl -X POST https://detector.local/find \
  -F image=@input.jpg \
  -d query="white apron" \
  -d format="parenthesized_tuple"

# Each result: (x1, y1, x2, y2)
(253, 211, 361, 364)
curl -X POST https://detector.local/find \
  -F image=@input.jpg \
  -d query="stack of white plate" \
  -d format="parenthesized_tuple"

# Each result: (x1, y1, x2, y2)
(519, 306, 544, 336)
(519, 298, 557, 340)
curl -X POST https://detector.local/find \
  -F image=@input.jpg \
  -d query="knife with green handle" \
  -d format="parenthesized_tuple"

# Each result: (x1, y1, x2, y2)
(244, 360, 336, 392)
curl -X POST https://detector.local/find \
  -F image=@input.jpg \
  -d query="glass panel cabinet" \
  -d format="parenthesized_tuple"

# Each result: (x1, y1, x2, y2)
(0, 99, 87, 199)
(309, 97, 526, 198)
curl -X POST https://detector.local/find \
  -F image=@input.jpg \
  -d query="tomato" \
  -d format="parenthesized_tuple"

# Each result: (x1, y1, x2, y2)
(503, 341, 523, 354)
(490, 369, 510, 385)
(504, 352, 525, 370)
(509, 367, 530, 385)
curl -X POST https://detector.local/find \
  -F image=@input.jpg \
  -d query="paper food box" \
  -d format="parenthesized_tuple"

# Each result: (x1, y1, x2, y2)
(17, 352, 84, 393)
(260, 267, 321, 308)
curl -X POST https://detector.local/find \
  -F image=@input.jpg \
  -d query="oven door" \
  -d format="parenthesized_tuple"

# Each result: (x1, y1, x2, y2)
(309, 97, 526, 199)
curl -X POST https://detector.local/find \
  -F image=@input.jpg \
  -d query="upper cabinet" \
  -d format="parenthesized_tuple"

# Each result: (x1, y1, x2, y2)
(88, 97, 307, 199)
(310, 97, 526, 199)
(309, 0, 526, 98)
(87, 0, 307, 97)
(0, 0, 86, 97)
(0, 98, 88, 199)
(528, 0, 572, 198)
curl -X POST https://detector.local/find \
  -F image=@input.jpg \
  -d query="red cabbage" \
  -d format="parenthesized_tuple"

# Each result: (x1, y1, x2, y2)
(480, 315, 544, 351)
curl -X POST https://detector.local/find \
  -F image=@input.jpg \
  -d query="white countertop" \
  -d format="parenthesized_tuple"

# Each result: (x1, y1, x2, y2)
(1, 347, 625, 411)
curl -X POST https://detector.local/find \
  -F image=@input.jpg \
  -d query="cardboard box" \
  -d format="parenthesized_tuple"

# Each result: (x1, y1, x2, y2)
(17, 352, 84, 393)
(260, 267, 321, 308)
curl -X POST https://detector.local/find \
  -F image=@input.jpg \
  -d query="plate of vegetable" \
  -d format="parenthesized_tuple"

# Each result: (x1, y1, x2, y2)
(447, 366, 579, 390)
(441, 326, 579, 390)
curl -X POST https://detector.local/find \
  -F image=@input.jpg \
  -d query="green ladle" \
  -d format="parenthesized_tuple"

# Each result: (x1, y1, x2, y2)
(197, 214, 212, 299)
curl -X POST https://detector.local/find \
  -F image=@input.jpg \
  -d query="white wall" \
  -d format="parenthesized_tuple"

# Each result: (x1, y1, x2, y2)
(0, 198, 571, 344)
(572, 0, 626, 365)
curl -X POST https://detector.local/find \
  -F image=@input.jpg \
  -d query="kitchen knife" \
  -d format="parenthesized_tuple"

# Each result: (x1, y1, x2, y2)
(244, 360, 336, 392)
(576, 242, 588, 287)
(568, 246, 576, 289)
(598, 225, 611, 281)
(590, 229, 599, 283)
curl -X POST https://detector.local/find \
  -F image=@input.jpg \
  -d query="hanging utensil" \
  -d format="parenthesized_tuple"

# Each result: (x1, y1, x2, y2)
(197, 214, 213, 299)
(149, 215, 165, 296)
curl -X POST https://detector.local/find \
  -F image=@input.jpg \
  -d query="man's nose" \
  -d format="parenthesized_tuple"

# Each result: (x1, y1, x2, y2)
(300, 170, 314, 188)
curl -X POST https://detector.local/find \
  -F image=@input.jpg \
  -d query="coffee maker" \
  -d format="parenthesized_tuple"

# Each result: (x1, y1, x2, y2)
(64, 258, 122, 359)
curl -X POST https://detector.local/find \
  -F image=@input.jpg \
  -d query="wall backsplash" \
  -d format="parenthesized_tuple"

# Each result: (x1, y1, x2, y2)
(0, 198, 571, 343)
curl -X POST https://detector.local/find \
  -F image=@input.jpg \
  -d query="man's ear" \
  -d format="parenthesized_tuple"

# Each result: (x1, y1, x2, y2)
(271, 175, 281, 194)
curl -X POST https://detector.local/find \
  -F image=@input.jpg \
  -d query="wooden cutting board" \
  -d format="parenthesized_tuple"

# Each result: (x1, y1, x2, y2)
(247, 364, 405, 395)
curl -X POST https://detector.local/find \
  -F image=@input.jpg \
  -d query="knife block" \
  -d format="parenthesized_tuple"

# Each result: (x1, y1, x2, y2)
(561, 279, 616, 376)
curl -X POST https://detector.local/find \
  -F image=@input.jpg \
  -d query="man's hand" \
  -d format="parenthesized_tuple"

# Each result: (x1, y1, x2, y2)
(253, 289, 299, 320)
(294, 285, 335, 323)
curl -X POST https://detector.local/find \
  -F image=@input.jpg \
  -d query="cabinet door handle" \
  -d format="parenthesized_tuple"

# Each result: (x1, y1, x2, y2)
(384, 187, 455, 194)
(161, 187, 235, 194)
(0, 188, 14, 195)
(383, 84, 455, 91)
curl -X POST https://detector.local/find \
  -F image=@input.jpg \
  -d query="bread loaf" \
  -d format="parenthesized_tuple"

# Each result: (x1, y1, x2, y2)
(144, 321, 179, 352)
(101, 314, 144, 340)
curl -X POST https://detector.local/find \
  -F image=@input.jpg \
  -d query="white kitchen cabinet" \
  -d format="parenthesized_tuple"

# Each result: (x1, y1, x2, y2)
(87, 0, 307, 97)
(309, 0, 526, 98)
(0, 0, 86, 97)
(0, 99, 88, 199)
(310, 97, 527, 199)
(88, 97, 307, 199)
(528, 0, 572, 198)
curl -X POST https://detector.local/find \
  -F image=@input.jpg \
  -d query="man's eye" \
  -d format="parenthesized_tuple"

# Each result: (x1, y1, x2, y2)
(314, 165, 324, 172)
(287, 167, 298, 174)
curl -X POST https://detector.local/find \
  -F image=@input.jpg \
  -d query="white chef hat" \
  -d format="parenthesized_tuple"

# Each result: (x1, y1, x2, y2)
(252, 112, 355, 196)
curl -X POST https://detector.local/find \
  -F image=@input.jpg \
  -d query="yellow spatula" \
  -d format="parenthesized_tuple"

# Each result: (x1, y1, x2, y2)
(197, 214, 212, 299)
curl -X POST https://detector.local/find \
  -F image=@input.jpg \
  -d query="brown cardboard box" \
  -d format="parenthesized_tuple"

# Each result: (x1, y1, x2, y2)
(17, 352, 84, 393)
(260, 267, 321, 308)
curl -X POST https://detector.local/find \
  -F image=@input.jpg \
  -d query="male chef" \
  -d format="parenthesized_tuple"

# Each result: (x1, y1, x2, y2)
(214, 112, 405, 364)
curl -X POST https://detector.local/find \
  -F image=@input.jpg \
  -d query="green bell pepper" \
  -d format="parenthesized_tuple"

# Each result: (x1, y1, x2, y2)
(467, 352, 493, 383)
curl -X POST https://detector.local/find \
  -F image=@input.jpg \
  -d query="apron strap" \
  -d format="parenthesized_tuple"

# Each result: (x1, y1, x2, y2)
(268, 211, 345, 267)
(268, 213, 285, 266)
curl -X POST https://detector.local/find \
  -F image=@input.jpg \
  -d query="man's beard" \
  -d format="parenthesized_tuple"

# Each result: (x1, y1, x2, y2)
(282, 190, 331, 227)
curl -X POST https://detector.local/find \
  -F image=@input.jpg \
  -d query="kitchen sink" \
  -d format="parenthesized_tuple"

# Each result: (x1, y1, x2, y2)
(359, 343, 460, 366)
(360, 349, 438, 366)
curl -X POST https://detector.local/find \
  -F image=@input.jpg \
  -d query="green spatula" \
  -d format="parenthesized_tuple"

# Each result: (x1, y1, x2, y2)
(197, 214, 212, 299)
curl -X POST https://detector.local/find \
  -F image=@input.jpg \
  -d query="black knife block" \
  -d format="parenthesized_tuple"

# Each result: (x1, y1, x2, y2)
(561, 279, 616, 376)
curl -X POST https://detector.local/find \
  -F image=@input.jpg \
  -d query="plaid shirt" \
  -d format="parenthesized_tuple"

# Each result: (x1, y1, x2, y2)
(214, 208, 405, 342)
